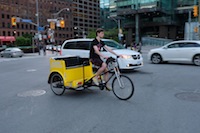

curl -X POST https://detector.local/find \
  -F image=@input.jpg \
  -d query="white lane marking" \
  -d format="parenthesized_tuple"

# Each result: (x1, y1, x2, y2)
(26, 69, 37, 72)
(17, 90, 46, 97)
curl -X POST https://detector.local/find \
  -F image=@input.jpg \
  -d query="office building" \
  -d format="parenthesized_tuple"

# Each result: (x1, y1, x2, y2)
(0, 0, 100, 46)
(111, 0, 198, 45)
(73, 0, 100, 38)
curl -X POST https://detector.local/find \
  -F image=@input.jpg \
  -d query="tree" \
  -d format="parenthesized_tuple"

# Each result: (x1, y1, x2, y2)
(15, 34, 32, 46)
(87, 28, 119, 42)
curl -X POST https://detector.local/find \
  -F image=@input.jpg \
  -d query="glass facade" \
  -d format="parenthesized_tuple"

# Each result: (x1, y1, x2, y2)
(100, 0, 116, 29)
(113, 0, 198, 45)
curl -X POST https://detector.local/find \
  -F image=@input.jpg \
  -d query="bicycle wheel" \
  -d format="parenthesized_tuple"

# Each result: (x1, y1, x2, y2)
(50, 73, 65, 95)
(112, 75, 134, 100)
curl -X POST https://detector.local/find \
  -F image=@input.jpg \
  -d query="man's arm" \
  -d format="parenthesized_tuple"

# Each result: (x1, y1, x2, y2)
(104, 45, 119, 56)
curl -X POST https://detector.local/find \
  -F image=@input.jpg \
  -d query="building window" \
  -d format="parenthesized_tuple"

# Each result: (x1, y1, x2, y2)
(2, 14, 5, 18)
(2, 22, 5, 27)
(3, 31, 6, 36)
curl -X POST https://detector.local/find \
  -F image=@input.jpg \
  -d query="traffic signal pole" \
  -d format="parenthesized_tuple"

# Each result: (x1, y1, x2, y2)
(198, 0, 200, 39)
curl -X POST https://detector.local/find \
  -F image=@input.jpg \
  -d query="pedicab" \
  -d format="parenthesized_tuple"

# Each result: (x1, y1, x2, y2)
(48, 55, 134, 100)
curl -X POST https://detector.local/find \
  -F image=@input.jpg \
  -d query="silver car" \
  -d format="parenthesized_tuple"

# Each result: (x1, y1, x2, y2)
(0, 48, 24, 58)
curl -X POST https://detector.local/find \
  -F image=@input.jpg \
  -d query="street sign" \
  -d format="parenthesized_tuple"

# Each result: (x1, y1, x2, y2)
(38, 27, 44, 31)
(21, 19, 32, 23)
(47, 19, 57, 22)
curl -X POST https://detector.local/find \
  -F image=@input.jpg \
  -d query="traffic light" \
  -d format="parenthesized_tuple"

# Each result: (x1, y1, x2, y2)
(193, 5, 198, 17)
(11, 17, 17, 26)
(50, 22, 55, 30)
(60, 20, 65, 28)
(194, 27, 198, 33)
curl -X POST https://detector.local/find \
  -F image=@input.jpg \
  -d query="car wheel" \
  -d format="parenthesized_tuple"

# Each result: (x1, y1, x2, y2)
(151, 54, 162, 64)
(193, 54, 200, 66)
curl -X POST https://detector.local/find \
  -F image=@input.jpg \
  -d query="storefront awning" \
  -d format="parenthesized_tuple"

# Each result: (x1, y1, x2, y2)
(0, 36, 16, 42)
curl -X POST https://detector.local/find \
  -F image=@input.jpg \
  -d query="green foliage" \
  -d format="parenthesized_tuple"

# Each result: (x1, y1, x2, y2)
(15, 33, 32, 46)
(87, 28, 96, 38)
(87, 28, 119, 42)
(15, 36, 31, 46)
(22, 33, 33, 39)
(104, 28, 118, 42)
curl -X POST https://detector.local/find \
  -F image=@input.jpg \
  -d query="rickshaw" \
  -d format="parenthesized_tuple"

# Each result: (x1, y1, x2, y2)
(48, 55, 134, 100)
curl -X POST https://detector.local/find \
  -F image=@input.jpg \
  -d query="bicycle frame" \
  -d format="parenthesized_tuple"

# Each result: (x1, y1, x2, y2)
(85, 57, 124, 89)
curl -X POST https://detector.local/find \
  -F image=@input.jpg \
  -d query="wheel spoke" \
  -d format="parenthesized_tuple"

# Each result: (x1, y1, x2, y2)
(112, 75, 134, 100)
(50, 74, 65, 95)
(152, 54, 161, 64)
(194, 56, 200, 66)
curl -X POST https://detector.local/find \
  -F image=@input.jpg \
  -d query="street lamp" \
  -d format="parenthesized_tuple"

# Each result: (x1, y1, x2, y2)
(35, 0, 40, 39)
(108, 16, 122, 42)
(52, 8, 70, 19)
(74, 27, 86, 38)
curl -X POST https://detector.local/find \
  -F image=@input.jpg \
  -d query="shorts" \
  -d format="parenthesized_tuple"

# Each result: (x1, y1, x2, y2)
(91, 58, 103, 67)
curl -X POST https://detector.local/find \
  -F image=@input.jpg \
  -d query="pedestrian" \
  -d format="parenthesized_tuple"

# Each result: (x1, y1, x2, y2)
(89, 28, 122, 91)
(131, 41, 136, 50)
(36, 40, 41, 55)
(42, 42, 46, 56)
(137, 42, 142, 53)
(122, 40, 127, 48)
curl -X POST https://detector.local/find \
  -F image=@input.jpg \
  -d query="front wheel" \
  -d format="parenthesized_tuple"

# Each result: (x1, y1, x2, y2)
(112, 75, 134, 100)
(193, 55, 200, 66)
(151, 54, 162, 64)
(50, 73, 65, 95)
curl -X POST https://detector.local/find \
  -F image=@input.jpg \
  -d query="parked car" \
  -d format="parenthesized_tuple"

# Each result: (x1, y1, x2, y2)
(0, 48, 24, 58)
(148, 40, 200, 66)
(60, 38, 143, 69)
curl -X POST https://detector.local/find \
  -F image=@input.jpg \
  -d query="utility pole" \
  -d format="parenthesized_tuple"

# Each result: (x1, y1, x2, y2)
(199, 0, 200, 38)
(135, 0, 139, 44)
(188, 10, 192, 40)
(36, 0, 40, 38)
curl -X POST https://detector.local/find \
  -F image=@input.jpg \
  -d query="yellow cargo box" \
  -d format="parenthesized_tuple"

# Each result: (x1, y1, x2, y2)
(49, 55, 94, 88)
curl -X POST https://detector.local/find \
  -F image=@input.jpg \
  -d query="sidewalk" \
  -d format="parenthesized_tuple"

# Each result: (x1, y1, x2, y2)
(141, 45, 161, 54)
(24, 50, 59, 57)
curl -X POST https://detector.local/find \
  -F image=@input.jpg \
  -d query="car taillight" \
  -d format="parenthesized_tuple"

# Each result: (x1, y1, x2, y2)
(60, 50, 62, 55)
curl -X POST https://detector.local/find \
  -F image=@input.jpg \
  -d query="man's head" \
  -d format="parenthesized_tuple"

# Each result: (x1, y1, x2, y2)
(96, 28, 104, 38)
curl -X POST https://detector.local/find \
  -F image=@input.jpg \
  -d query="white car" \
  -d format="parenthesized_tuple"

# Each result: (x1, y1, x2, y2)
(0, 48, 24, 58)
(60, 38, 143, 69)
(148, 40, 200, 66)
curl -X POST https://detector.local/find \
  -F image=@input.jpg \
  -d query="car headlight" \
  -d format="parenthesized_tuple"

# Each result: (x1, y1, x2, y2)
(121, 55, 132, 59)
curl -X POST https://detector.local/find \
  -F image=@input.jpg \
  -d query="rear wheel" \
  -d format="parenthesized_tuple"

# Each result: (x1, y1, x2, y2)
(151, 54, 162, 64)
(50, 73, 65, 95)
(112, 75, 134, 100)
(193, 54, 200, 66)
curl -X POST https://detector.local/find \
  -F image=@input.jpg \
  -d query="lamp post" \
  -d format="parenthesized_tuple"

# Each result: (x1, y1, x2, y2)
(108, 16, 122, 42)
(48, 7, 70, 53)
(74, 27, 86, 38)
(35, 0, 40, 38)
(52, 8, 70, 19)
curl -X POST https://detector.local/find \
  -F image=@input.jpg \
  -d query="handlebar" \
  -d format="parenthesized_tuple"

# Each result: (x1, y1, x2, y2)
(106, 57, 117, 64)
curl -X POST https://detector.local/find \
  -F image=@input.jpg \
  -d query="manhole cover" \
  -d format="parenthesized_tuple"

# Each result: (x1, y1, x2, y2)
(175, 92, 200, 102)
(18, 90, 46, 97)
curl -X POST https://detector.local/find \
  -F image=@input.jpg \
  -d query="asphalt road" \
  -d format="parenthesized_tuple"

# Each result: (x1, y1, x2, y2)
(0, 54, 200, 133)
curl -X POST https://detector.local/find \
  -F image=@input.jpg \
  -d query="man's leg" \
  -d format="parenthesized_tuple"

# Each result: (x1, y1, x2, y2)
(95, 62, 107, 77)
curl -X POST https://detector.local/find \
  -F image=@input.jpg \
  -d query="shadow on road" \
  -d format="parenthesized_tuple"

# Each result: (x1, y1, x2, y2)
(121, 69, 153, 75)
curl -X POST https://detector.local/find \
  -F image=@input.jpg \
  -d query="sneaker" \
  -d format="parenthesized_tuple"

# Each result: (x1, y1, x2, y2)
(93, 76, 99, 85)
